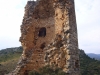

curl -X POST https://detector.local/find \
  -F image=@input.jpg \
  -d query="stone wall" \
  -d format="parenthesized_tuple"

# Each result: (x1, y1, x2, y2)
(10, 0, 80, 75)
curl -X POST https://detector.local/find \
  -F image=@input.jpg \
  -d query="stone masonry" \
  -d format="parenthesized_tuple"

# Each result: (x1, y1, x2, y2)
(10, 0, 80, 75)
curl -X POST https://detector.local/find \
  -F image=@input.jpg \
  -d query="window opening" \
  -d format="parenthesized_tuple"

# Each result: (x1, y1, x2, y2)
(38, 27, 46, 37)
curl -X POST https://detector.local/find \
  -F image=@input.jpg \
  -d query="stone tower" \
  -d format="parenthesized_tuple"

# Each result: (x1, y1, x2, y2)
(12, 0, 80, 75)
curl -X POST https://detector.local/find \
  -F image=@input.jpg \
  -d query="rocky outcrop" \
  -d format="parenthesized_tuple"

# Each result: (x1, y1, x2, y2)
(10, 0, 80, 75)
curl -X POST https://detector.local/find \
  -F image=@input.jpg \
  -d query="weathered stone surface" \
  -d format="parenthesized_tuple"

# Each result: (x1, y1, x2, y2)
(9, 0, 80, 75)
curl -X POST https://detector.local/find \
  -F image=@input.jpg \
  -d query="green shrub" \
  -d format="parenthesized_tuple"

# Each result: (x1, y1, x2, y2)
(29, 70, 40, 75)
(28, 65, 66, 75)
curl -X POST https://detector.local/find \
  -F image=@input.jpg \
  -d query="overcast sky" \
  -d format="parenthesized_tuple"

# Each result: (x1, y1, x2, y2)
(0, 0, 100, 54)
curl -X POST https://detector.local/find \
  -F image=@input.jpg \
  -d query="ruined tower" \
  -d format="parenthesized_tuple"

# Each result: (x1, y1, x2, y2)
(13, 0, 80, 75)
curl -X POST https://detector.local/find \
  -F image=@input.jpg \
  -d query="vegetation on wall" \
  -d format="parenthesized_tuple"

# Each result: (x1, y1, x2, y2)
(29, 65, 66, 75)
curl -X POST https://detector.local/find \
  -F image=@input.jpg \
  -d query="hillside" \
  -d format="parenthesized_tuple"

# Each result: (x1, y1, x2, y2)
(0, 47, 23, 75)
(80, 50, 100, 75)
(87, 53, 100, 60)
(0, 47, 100, 75)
